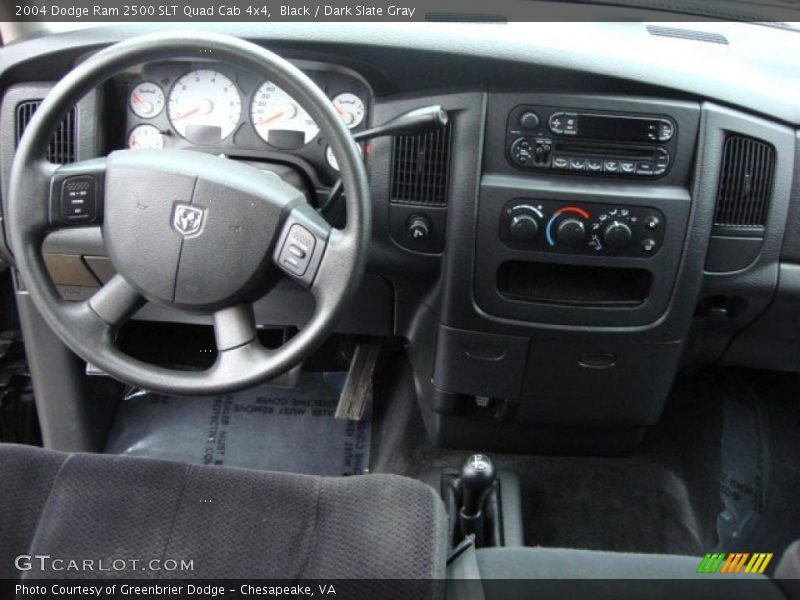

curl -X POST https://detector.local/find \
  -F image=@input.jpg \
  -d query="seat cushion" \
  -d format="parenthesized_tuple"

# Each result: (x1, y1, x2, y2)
(0, 443, 448, 582)
(475, 547, 787, 600)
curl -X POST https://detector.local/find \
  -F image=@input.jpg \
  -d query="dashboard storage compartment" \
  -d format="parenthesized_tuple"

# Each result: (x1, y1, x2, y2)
(518, 338, 683, 427)
(433, 325, 529, 401)
(497, 261, 652, 307)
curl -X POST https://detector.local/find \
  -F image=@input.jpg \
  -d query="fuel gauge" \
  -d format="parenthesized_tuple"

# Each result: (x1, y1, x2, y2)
(129, 82, 165, 119)
(332, 93, 365, 129)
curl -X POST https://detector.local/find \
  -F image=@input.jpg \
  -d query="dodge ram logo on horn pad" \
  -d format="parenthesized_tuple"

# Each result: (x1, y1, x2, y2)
(172, 204, 205, 237)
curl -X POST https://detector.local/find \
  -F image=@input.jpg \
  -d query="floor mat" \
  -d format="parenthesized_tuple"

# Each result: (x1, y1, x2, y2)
(516, 457, 704, 554)
(104, 371, 371, 476)
(715, 371, 800, 565)
(371, 356, 716, 556)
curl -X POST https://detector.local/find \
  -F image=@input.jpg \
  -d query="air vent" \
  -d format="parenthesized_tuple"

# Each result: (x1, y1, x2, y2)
(15, 100, 77, 164)
(714, 135, 775, 229)
(390, 123, 452, 207)
(646, 25, 729, 45)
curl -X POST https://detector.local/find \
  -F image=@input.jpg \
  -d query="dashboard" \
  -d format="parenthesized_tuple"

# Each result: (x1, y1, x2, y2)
(1, 22, 799, 455)
(115, 60, 371, 188)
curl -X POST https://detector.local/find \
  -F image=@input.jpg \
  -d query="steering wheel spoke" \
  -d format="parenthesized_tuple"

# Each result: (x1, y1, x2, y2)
(87, 274, 145, 328)
(48, 157, 106, 228)
(213, 304, 258, 352)
(212, 303, 275, 376)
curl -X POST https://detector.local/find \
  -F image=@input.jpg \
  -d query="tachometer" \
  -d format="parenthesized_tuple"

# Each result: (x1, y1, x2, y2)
(129, 81, 165, 118)
(168, 69, 242, 142)
(128, 124, 164, 149)
(332, 93, 365, 129)
(251, 81, 319, 147)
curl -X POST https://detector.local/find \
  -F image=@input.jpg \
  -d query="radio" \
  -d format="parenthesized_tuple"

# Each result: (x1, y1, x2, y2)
(506, 106, 677, 178)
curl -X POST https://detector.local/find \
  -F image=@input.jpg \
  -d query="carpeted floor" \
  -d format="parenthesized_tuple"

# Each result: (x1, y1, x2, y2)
(370, 355, 800, 561)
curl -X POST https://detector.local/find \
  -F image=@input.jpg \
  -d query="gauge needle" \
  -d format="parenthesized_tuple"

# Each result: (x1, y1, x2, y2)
(257, 104, 296, 126)
(334, 104, 354, 125)
(175, 106, 201, 120)
(175, 99, 214, 121)
(132, 92, 153, 114)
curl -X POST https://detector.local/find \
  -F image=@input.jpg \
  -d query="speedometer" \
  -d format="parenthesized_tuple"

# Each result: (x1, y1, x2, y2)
(168, 69, 242, 142)
(251, 81, 319, 148)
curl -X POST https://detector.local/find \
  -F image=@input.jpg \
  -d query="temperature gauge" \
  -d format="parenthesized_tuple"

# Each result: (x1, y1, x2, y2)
(332, 93, 365, 129)
(128, 124, 164, 150)
(129, 82, 165, 118)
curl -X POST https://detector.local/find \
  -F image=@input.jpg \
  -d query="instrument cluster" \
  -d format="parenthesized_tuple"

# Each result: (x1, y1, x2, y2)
(121, 60, 371, 179)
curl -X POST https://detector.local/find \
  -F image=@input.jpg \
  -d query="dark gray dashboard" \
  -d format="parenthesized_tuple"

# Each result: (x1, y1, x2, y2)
(1, 22, 799, 454)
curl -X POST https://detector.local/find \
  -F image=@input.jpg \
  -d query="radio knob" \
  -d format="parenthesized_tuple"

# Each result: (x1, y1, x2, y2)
(508, 213, 539, 242)
(519, 111, 540, 130)
(556, 217, 586, 245)
(603, 221, 633, 248)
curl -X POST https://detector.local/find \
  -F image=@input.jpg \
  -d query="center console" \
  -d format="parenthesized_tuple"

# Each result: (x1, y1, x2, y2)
(409, 92, 705, 455)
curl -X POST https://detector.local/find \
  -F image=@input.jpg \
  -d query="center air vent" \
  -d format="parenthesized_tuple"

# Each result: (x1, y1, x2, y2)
(16, 100, 77, 164)
(390, 123, 452, 207)
(713, 135, 775, 230)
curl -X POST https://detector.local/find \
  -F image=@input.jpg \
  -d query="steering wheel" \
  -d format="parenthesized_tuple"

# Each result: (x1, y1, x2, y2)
(7, 32, 370, 395)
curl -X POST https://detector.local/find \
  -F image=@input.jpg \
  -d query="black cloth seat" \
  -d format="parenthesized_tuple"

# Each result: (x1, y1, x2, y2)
(0, 443, 448, 583)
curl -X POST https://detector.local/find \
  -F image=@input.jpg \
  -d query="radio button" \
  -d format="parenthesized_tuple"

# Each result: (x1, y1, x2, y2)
(548, 113, 565, 134)
(510, 138, 533, 166)
(654, 148, 670, 175)
(620, 160, 637, 174)
(586, 158, 603, 172)
(658, 120, 675, 142)
(552, 155, 569, 169)
(603, 159, 620, 173)
(636, 161, 656, 176)
(569, 157, 586, 171)
(563, 114, 578, 135)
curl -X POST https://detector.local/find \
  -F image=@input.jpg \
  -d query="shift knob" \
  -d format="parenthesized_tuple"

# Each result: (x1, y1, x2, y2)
(460, 454, 497, 517)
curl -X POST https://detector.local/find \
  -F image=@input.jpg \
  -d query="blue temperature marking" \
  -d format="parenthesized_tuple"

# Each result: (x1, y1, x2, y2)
(545, 215, 558, 246)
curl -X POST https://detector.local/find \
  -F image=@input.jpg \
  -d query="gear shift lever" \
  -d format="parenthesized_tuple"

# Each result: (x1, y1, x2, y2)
(458, 454, 497, 546)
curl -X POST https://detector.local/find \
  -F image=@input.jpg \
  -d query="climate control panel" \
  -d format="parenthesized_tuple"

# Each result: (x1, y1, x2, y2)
(499, 199, 665, 257)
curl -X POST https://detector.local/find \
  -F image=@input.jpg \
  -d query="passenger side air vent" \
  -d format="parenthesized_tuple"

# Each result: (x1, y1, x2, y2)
(15, 100, 77, 164)
(646, 25, 729, 45)
(390, 123, 452, 207)
(713, 135, 775, 230)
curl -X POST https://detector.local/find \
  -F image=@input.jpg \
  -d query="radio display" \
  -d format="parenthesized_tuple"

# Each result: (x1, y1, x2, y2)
(578, 115, 658, 143)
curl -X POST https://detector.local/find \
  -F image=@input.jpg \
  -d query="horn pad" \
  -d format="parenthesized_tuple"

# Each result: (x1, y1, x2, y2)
(103, 149, 305, 310)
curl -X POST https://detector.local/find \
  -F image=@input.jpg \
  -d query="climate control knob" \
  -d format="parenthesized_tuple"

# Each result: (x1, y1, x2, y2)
(602, 221, 633, 249)
(556, 217, 586, 245)
(508, 213, 539, 242)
